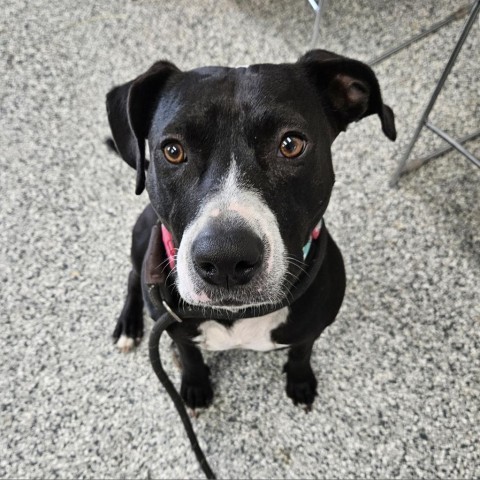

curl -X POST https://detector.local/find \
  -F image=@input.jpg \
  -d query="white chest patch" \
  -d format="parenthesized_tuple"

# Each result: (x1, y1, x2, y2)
(194, 307, 290, 351)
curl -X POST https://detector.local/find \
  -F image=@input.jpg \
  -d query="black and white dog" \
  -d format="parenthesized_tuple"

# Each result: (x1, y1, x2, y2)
(106, 49, 396, 409)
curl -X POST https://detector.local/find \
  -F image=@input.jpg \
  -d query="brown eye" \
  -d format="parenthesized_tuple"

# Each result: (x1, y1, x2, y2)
(278, 135, 306, 159)
(163, 142, 186, 164)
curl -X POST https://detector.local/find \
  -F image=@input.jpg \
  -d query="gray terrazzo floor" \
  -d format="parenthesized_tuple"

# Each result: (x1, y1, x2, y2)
(1, 0, 479, 478)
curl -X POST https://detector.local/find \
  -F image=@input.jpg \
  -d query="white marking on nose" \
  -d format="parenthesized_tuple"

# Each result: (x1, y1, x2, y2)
(175, 159, 286, 307)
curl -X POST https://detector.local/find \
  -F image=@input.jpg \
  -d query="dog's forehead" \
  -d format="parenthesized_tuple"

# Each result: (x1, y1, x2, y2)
(192, 62, 297, 80)
(153, 63, 314, 134)
(170, 63, 309, 107)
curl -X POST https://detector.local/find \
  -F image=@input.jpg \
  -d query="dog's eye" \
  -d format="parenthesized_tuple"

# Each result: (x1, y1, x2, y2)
(278, 135, 306, 159)
(163, 142, 186, 164)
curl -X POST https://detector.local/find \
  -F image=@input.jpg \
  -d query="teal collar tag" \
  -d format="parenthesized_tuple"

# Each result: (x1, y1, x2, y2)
(303, 237, 313, 259)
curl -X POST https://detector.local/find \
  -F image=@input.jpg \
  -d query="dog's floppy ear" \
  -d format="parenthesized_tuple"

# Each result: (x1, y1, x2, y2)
(106, 60, 180, 195)
(299, 49, 396, 142)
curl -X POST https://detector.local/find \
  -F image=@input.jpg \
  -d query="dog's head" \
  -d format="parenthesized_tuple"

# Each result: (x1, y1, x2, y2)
(106, 49, 396, 310)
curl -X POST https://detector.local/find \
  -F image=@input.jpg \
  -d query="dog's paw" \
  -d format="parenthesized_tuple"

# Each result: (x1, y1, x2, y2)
(115, 334, 140, 353)
(112, 315, 143, 353)
(286, 378, 317, 408)
(180, 369, 213, 409)
(283, 363, 318, 408)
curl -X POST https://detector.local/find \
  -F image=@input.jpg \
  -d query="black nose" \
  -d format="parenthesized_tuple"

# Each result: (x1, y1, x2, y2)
(192, 224, 264, 288)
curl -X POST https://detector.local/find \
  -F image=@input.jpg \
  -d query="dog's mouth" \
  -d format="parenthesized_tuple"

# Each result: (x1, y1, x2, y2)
(183, 296, 284, 313)
(173, 271, 293, 312)
(195, 296, 278, 309)
(211, 297, 252, 308)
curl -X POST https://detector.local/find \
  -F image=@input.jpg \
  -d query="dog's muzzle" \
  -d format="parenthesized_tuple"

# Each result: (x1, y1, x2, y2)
(144, 219, 326, 321)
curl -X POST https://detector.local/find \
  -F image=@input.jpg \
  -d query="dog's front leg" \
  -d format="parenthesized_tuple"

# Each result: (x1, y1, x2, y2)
(176, 342, 214, 409)
(113, 270, 144, 352)
(283, 339, 317, 408)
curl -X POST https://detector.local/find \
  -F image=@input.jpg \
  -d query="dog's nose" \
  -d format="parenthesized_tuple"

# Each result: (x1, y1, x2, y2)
(192, 224, 264, 288)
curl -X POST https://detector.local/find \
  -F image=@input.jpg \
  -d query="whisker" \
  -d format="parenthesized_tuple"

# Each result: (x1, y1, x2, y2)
(285, 255, 307, 267)
(165, 266, 177, 284)
(153, 257, 170, 271)
(284, 270, 301, 282)
(285, 257, 308, 274)
(286, 260, 309, 277)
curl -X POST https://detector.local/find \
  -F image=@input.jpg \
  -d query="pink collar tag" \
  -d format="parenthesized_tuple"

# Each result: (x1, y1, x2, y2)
(311, 219, 322, 240)
(161, 225, 176, 270)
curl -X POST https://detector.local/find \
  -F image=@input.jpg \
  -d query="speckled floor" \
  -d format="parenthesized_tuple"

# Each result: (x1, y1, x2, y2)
(1, 0, 479, 478)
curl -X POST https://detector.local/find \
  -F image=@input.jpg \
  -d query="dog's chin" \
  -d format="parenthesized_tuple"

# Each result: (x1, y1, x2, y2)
(184, 298, 281, 313)
(178, 289, 284, 312)
(175, 272, 287, 312)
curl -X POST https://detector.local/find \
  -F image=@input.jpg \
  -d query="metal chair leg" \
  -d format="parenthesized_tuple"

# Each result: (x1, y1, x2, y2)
(309, 0, 327, 50)
(400, 130, 480, 175)
(390, 0, 480, 187)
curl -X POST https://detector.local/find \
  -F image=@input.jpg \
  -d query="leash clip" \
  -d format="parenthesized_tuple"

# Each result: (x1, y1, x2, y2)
(162, 300, 183, 323)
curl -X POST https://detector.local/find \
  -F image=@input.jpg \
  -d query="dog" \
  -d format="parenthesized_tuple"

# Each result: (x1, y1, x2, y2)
(106, 49, 396, 410)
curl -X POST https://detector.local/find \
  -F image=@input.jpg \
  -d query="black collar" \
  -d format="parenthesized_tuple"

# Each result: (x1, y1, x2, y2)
(144, 222, 328, 322)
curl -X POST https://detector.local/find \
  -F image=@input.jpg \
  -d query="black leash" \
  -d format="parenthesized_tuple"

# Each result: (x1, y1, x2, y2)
(144, 225, 216, 478)
(148, 312, 216, 479)
(145, 221, 328, 479)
